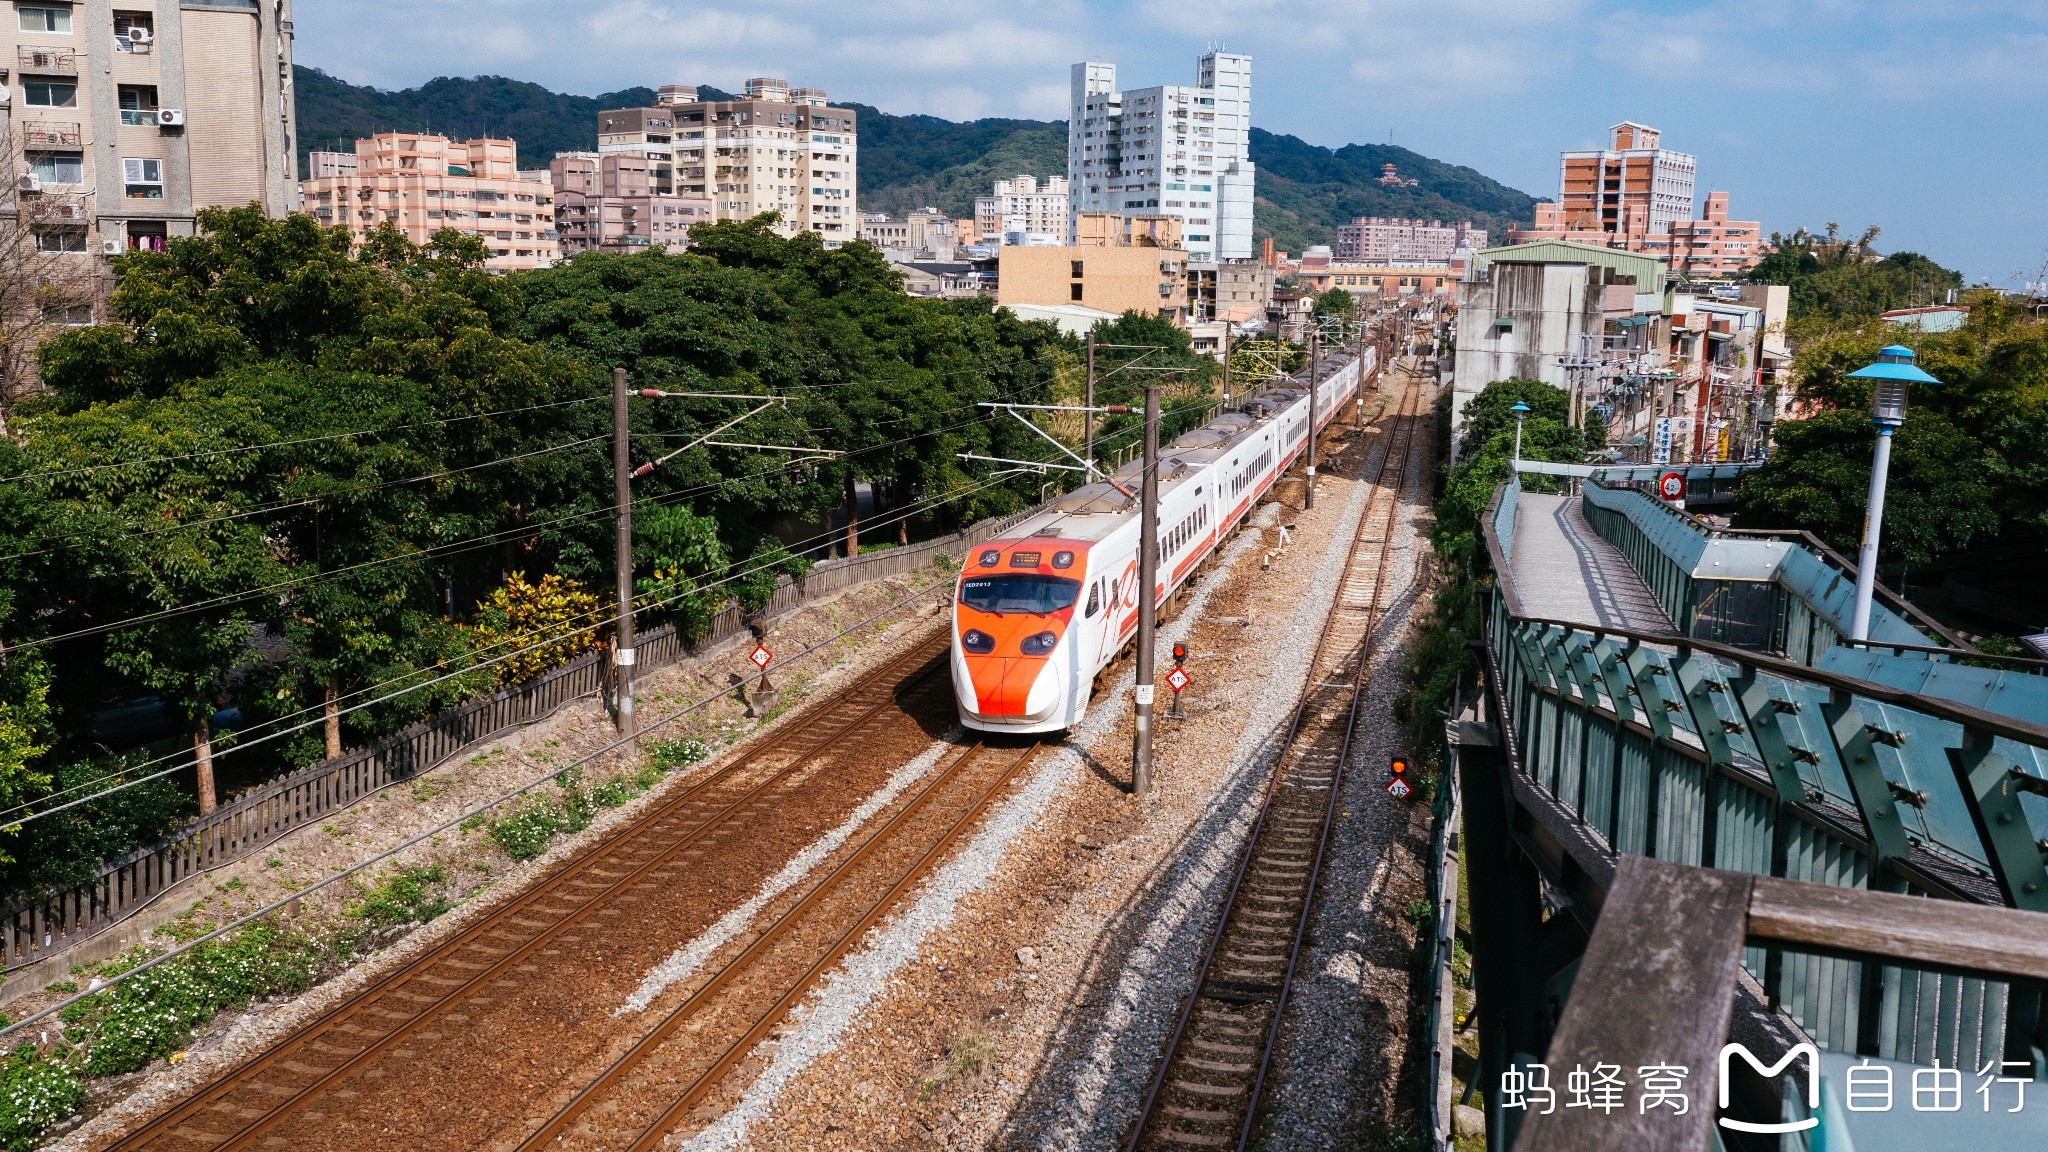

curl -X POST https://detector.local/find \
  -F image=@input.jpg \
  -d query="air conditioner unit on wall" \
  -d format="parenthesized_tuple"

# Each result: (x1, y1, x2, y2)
(18, 173, 42, 194)
(157, 109, 185, 128)
(101, 239, 120, 256)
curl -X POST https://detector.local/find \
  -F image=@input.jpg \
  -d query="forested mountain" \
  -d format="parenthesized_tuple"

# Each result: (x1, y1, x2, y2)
(292, 68, 1540, 249)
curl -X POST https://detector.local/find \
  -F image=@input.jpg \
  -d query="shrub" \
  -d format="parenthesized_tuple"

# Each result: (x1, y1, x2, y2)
(462, 572, 602, 686)
(0, 1043, 83, 1152)
(646, 738, 708, 772)
(60, 923, 324, 1077)
(483, 771, 594, 862)
(350, 865, 452, 929)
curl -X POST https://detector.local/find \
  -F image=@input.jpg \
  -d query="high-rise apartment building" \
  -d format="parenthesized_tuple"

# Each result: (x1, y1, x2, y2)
(550, 152, 712, 256)
(973, 174, 1067, 244)
(1068, 51, 1253, 262)
(1333, 217, 1486, 264)
(300, 134, 559, 272)
(1509, 122, 1761, 276)
(597, 80, 856, 244)
(2, 0, 296, 405)
(1557, 122, 1696, 237)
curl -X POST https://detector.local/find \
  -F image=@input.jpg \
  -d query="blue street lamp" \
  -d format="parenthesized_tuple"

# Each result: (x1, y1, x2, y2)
(1843, 345, 1941, 641)
(1511, 400, 1532, 463)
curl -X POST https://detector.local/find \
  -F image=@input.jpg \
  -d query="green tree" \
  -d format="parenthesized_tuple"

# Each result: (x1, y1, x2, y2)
(1312, 287, 1357, 321)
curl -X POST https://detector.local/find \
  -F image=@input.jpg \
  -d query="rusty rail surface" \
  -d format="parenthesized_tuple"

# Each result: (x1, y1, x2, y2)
(1128, 361, 1428, 1151)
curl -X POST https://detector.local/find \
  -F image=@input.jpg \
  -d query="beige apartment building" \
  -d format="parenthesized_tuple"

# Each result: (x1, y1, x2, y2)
(551, 151, 711, 256)
(973, 174, 1066, 244)
(597, 79, 857, 243)
(300, 134, 560, 272)
(997, 212, 1188, 320)
(1, 0, 296, 407)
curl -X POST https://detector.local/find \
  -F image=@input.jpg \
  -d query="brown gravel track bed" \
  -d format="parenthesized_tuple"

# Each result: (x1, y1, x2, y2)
(522, 739, 1041, 1152)
(92, 632, 964, 1152)
(733, 367, 1431, 1152)
(1128, 374, 1428, 1151)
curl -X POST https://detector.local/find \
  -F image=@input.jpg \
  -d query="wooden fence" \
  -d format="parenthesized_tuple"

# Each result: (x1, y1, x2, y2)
(1, 506, 1038, 971)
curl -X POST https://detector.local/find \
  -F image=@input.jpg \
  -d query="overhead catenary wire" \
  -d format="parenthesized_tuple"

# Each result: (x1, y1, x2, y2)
(0, 569, 959, 1043)
(0, 470, 1021, 826)
(4, 395, 610, 484)
(3, 397, 1028, 653)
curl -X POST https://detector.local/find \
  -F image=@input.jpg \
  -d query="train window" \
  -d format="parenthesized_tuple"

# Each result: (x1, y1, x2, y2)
(958, 574, 1080, 615)
(1084, 582, 1101, 617)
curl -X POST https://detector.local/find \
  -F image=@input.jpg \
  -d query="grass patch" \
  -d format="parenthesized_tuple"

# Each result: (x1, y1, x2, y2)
(0, 1043, 83, 1152)
(481, 761, 675, 863)
(946, 1029, 996, 1078)
(350, 865, 453, 930)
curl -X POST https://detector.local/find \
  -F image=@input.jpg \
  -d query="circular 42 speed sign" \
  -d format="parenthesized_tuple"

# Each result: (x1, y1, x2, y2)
(1658, 472, 1685, 502)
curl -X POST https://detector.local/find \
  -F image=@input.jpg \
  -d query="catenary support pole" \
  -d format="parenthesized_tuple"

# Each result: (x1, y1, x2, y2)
(1132, 381, 1161, 796)
(1085, 332, 1096, 478)
(612, 366, 638, 752)
(1221, 325, 1233, 410)
(1847, 425, 1896, 642)
(1305, 323, 1319, 510)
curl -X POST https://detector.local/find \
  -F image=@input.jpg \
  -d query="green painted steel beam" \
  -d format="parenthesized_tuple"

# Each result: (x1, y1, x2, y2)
(1822, 688, 1913, 871)
(1947, 731, 2048, 913)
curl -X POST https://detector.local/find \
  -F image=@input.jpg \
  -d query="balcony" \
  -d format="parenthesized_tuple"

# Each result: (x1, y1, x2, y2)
(18, 46, 78, 73)
(23, 122, 82, 147)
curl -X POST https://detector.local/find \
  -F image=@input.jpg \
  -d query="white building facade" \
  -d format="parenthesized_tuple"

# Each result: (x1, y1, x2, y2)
(1068, 51, 1253, 262)
(974, 175, 1067, 244)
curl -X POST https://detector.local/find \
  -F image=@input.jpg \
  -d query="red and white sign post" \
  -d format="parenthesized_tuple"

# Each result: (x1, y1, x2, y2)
(1165, 665, 1191, 717)
(1658, 471, 1686, 504)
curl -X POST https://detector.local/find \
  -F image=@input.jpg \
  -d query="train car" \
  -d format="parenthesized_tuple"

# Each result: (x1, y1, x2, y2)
(952, 349, 1372, 734)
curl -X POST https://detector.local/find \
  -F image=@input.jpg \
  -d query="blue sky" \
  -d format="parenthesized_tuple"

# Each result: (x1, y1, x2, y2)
(297, 0, 2048, 283)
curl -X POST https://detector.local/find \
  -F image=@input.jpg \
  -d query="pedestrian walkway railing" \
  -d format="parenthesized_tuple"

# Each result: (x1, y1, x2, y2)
(1, 503, 1043, 975)
(1467, 479, 2048, 1148)
(1575, 476, 2007, 665)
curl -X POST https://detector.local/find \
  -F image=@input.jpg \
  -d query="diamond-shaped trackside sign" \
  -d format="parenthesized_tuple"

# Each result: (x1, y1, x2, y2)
(1165, 667, 1191, 694)
(749, 645, 773, 670)
(1386, 776, 1414, 800)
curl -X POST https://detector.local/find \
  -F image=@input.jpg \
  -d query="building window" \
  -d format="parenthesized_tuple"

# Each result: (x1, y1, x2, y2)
(118, 84, 158, 125)
(1070, 283, 1084, 302)
(28, 150, 82, 184)
(33, 228, 85, 252)
(113, 10, 151, 48)
(122, 220, 163, 250)
(24, 78, 77, 107)
(122, 156, 163, 198)
(1070, 260, 1084, 278)
(42, 302, 92, 325)
(18, 5, 71, 33)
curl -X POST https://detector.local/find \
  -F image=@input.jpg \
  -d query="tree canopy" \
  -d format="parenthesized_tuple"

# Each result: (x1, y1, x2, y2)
(0, 207, 1068, 898)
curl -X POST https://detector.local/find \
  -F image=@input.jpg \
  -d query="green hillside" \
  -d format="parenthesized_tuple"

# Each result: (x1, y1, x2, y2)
(291, 68, 1540, 248)
(1249, 129, 1539, 254)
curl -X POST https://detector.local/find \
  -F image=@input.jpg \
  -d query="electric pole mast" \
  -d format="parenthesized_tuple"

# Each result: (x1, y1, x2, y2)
(1131, 381, 1161, 795)
(1305, 323, 1320, 511)
(612, 366, 638, 753)
(1084, 333, 1096, 478)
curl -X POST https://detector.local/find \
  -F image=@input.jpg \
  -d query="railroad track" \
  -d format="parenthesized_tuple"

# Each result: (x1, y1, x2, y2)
(104, 632, 955, 1152)
(1126, 363, 1428, 1152)
(514, 737, 1040, 1151)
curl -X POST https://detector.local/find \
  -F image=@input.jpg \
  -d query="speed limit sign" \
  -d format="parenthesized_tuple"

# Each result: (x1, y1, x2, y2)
(1658, 472, 1685, 502)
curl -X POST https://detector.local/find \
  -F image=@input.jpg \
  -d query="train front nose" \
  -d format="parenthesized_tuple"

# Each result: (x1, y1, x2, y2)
(954, 649, 1065, 727)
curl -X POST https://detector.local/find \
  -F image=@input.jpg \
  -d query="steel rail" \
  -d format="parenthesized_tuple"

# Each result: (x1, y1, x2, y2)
(514, 740, 1040, 1150)
(105, 635, 951, 1152)
(1125, 355, 1427, 1151)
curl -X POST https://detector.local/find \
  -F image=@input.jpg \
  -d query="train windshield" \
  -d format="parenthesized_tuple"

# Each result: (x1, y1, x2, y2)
(958, 575, 1080, 616)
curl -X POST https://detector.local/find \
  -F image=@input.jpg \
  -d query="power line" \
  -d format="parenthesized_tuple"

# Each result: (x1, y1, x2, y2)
(0, 569, 957, 1043)
(5, 395, 609, 484)
(0, 472, 1020, 824)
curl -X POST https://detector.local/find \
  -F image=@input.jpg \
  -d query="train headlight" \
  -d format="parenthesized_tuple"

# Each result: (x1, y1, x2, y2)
(1020, 631, 1058, 656)
(962, 629, 995, 654)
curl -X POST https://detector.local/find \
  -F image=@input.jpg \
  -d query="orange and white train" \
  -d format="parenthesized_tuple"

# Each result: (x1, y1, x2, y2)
(951, 349, 1373, 734)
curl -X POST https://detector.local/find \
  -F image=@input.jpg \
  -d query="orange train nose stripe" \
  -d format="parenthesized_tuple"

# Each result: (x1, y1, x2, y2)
(957, 606, 1069, 717)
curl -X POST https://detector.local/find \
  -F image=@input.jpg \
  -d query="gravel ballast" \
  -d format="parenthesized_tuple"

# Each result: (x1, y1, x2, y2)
(733, 376, 1437, 1151)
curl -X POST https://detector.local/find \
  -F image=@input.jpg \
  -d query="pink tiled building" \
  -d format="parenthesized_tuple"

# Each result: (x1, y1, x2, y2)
(301, 134, 561, 272)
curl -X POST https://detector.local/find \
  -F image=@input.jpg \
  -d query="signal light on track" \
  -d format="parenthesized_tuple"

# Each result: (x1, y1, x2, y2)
(1390, 754, 1410, 777)
(1171, 643, 1187, 665)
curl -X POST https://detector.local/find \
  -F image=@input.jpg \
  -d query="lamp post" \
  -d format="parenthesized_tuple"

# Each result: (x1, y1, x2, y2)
(1843, 345, 1940, 642)
(1510, 400, 1532, 463)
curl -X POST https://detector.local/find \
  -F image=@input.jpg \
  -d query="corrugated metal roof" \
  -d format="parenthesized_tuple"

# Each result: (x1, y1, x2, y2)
(1474, 239, 1668, 289)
